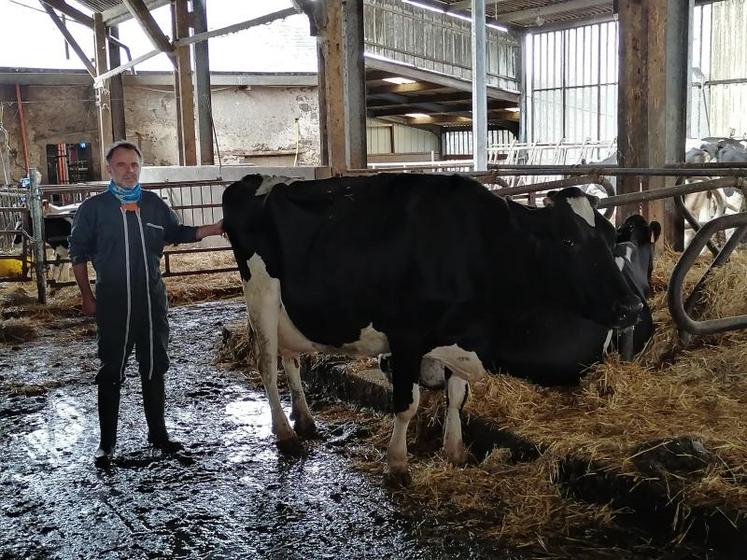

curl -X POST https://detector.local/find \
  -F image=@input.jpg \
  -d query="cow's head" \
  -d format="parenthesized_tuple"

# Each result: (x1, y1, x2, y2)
(537, 188, 643, 329)
(615, 215, 661, 298)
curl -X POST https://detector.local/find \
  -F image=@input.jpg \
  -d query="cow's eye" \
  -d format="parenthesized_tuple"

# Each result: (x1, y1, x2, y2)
(562, 239, 576, 247)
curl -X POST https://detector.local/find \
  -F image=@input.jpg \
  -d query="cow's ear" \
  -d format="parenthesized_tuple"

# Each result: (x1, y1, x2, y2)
(543, 190, 557, 207)
(586, 194, 600, 208)
(650, 221, 662, 244)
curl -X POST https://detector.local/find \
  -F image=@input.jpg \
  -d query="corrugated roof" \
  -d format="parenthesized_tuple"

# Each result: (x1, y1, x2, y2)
(72, 0, 172, 25)
(73, 1, 619, 29)
(439, 0, 614, 28)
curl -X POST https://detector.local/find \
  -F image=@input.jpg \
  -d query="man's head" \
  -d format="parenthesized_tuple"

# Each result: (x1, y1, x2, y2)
(105, 141, 142, 188)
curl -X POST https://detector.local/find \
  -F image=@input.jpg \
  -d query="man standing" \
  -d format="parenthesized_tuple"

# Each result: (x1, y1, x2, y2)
(69, 141, 224, 467)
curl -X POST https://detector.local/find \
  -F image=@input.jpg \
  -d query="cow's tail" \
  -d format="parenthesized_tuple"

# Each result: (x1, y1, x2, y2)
(222, 175, 266, 282)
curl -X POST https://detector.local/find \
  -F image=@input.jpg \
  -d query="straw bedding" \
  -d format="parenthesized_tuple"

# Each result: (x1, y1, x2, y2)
(218, 247, 746, 552)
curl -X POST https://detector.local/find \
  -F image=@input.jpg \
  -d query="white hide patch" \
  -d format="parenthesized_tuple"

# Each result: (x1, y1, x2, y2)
(256, 175, 297, 196)
(420, 356, 447, 388)
(243, 254, 389, 357)
(602, 329, 614, 354)
(566, 196, 596, 227)
(614, 245, 634, 271)
(424, 345, 486, 382)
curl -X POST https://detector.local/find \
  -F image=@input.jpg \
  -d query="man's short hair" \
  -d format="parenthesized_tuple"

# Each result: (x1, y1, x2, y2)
(105, 141, 143, 163)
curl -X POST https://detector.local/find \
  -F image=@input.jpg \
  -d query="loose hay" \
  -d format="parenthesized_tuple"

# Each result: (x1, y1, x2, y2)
(209, 247, 747, 552)
(0, 318, 37, 343)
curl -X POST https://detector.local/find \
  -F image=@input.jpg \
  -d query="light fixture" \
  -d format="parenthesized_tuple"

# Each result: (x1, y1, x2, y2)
(383, 77, 417, 85)
(535, 8, 546, 26)
(406, 113, 429, 118)
(401, 0, 508, 33)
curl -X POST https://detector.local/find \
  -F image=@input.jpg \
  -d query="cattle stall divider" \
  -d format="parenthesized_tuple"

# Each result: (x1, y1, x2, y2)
(668, 212, 747, 339)
(2, 179, 240, 303)
(0, 187, 31, 283)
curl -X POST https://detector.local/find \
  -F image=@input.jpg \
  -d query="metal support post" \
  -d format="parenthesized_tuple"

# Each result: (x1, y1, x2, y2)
(28, 169, 47, 304)
(471, 0, 487, 171)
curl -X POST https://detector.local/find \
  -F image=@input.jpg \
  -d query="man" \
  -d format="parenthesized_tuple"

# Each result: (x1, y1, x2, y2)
(69, 141, 224, 467)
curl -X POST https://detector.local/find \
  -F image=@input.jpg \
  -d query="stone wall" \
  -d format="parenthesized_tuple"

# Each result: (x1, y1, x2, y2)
(0, 82, 320, 184)
(0, 84, 100, 184)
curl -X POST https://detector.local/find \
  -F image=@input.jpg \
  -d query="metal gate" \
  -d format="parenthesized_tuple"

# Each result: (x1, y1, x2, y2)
(0, 185, 31, 283)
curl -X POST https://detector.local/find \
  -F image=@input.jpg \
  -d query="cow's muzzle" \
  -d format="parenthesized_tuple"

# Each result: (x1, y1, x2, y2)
(611, 295, 643, 329)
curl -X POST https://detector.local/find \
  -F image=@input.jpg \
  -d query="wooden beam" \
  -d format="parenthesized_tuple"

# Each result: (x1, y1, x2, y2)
(618, 0, 689, 248)
(94, 13, 114, 178)
(174, 8, 298, 48)
(368, 104, 450, 118)
(405, 115, 473, 125)
(172, 0, 196, 166)
(316, 40, 329, 166)
(108, 26, 126, 141)
(121, 0, 175, 63)
(343, 0, 367, 169)
(321, 0, 346, 173)
(617, 0, 647, 220)
(366, 81, 446, 96)
(645, 0, 690, 250)
(40, 0, 93, 28)
(42, 4, 96, 78)
(192, 0, 214, 165)
(365, 56, 520, 103)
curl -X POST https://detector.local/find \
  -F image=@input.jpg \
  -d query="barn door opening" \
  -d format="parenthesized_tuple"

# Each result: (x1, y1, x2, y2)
(46, 142, 93, 187)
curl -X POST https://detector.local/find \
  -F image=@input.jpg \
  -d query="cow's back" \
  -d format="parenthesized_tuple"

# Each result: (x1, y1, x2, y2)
(223, 173, 511, 346)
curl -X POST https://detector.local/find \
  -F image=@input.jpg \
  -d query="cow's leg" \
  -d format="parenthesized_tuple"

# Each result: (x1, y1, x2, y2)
(387, 382, 419, 479)
(56, 246, 70, 283)
(243, 274, 299, 452)
(443, 373, 470, 465)
(281, 355, 316, 437)
(386, 348, 422, 480)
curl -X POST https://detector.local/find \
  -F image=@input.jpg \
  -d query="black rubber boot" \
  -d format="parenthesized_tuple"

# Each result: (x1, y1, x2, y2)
(94, 382, 121, 468)
(142, 375, 183, 453)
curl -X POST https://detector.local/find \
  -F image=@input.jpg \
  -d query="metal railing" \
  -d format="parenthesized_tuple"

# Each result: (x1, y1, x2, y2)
(0, 175, 237, 302)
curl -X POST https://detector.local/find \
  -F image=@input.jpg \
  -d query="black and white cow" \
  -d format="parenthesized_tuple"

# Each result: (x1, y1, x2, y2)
(610, 215, 661, 358)
(13, 201, 79, 283)
(223, 173, 643, 477)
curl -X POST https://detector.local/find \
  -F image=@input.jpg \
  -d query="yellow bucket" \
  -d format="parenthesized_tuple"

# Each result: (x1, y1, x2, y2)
(0, 258, 28, 278)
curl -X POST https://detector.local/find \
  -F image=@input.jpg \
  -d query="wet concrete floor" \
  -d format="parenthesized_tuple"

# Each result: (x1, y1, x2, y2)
(1, 301, 521, 560)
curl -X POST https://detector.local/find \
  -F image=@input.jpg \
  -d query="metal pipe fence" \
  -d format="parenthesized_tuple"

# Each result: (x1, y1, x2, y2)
(0, 178, 237, 301)
(2, 167, 746, 340)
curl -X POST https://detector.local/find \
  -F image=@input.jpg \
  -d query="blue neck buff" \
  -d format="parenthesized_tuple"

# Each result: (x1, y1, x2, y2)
(108, 180, 142, 204)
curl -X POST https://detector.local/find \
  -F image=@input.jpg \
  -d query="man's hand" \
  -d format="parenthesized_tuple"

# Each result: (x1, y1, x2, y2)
(196, 220, 225, 240)
(82, 295, 96, 316)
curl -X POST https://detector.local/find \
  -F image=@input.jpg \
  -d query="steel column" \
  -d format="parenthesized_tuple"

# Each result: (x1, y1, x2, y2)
(471, 0, 488, 171)
(173, 0, 197, 166)
(28, 170, 46, 304)
(343, 0, 367, 170)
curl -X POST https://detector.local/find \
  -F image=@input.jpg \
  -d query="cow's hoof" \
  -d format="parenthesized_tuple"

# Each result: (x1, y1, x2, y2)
(444, 446, 469, 466)
(276, 435, 305, 456)
(384, 469, 411, 487)
(293, 418, 318, 439)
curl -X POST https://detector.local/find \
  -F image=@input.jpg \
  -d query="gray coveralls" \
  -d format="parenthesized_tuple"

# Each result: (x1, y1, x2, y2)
(69, 189, 197, 447)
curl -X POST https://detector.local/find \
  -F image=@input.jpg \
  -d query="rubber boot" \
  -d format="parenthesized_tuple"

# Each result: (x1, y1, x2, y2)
(142, 375, 183, 453)
(94, 382, 120, 467)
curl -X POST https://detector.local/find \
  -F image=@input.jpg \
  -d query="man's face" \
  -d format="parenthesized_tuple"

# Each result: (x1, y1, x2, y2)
(106, 148, 141, 188)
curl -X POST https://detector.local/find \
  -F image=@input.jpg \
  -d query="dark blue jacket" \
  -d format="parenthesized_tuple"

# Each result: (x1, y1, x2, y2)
(69, 190, 197, 308)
